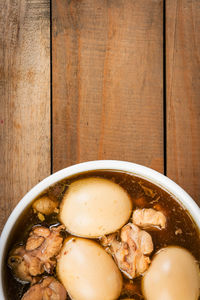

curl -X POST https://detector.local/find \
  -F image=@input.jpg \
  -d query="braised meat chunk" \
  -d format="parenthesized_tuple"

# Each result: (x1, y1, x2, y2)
(21, 277, 66, 300)
(101, 223, 153, 278)
(132, 208, 166, 230)
(26, 225, 65, 269)
(33, 195, 59, 216)
(7, 246, 32, 282)
(8, 225, 65, 283)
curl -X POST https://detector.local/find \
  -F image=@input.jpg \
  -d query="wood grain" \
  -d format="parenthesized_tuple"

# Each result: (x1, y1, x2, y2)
(166, 0, 200, 204)
(0, 0, 50, 232)
(52, 0, 164, 173)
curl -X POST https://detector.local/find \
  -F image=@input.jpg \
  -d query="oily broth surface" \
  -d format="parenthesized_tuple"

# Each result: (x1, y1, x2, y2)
(4, 170, 200, 300)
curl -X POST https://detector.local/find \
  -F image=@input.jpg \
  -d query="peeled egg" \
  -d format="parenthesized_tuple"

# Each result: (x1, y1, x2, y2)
(57, 237, 122, 300)
(143, 246, 200, 300)
(59, 177, 132, 237)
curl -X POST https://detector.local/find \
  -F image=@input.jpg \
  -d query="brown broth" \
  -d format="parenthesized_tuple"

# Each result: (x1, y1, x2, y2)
(3, 170, 200, 300)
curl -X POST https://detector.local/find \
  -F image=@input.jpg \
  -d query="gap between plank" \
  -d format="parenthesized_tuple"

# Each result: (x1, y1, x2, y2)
(163, 0, 167, 176)
(50, 0, 53, 174)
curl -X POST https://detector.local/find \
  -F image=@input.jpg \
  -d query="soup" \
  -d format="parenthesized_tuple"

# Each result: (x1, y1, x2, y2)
(4, 171, 200, 300)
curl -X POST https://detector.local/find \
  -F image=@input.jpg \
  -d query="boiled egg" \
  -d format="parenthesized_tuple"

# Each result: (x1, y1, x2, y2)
(57, 237, 122, 300)
(143, 246, 200, 300)
(59, 177, 132, 237)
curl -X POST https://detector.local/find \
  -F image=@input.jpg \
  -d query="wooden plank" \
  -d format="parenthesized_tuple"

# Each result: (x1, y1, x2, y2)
(166, 0, 200, 204)
(52, 0, 164, 173)
(0, 0, 50, 232)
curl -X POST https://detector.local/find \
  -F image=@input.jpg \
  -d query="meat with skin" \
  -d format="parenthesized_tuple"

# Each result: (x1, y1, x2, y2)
(101, 223, 153, 279)
(22, 277, 67, 300)
(7, 246, 33, 282)
(132, 208, 166, 229)
(8, 225, 65, 282)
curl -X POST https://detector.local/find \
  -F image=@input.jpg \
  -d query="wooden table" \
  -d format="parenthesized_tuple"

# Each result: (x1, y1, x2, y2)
(0, 0, 200, 233)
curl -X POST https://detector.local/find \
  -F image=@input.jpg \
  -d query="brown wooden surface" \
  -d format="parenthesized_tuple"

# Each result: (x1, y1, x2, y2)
(166, 0, 200, 205)
(52, 0, 164, 173)
(0, 0, 50, 232)
(1, 0, 200, 233)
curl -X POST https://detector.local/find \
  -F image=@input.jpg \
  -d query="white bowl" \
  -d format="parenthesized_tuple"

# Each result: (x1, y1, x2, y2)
(0, 160, 200, 299)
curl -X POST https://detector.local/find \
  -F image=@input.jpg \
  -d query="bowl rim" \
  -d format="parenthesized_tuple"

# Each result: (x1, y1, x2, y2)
(0, 160, 199, 298)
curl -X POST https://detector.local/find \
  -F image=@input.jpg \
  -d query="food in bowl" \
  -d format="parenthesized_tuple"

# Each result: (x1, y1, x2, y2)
(3, 170, 200, 300)
(57, 237, 123, 300)
(143, 246, 199, 300)
(60, 177, 132, 237)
